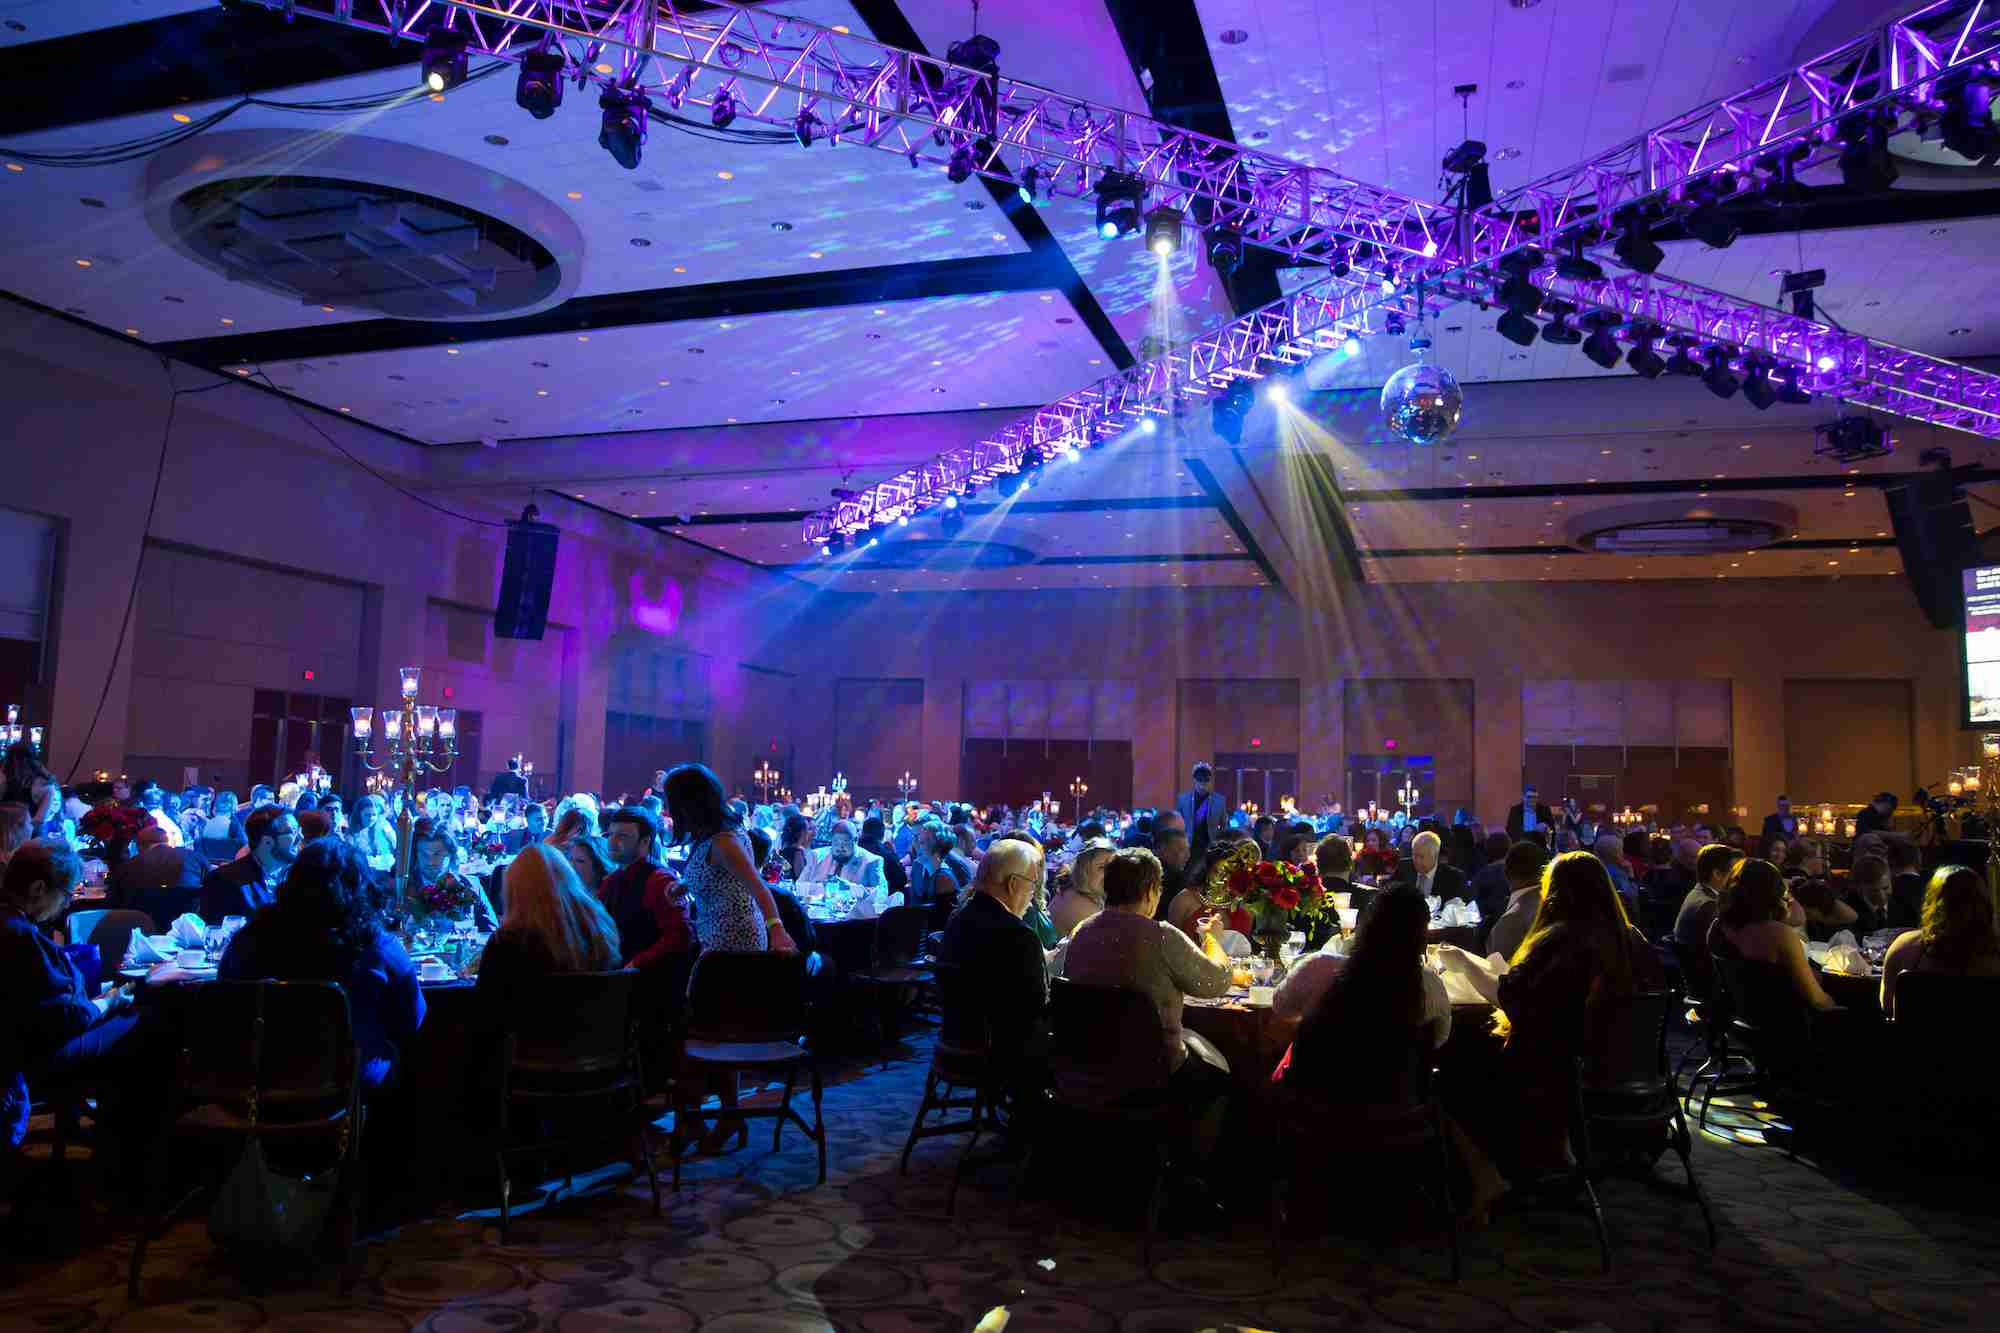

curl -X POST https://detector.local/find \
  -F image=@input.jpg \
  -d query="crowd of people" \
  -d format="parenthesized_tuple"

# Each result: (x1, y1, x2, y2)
(8, 740, 1998, 1232)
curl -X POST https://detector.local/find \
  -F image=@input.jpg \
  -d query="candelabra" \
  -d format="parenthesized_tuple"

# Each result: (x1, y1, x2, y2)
(1, 704, 44, 754)
(1396, 778, 1419, 811)
(830, 772, 848, 797)
(1278, 794, 1297, 816)
(1614, 805, 1639, 827)
(896, 771, 917, 801)
(1982, 734, 2000, 900)
(1069, 776, 1089, 807)
(350, 665, 459, 890)
(1241, 799, 1260, 819)
(753, 758, 782, 804)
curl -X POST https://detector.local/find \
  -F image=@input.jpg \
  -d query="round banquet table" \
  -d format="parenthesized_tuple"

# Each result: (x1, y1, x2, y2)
(1181, 988, 1501, 1097)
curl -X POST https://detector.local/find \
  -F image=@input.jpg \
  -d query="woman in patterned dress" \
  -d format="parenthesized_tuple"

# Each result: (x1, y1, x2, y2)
(662, 763, 797, 1154)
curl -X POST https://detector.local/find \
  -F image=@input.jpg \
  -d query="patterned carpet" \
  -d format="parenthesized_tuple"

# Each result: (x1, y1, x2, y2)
(4, 1030, 1998, 1333)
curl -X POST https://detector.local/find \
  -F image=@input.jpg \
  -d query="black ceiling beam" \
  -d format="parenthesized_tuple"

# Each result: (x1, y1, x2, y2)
(157, 251, 1065, 367)
(845, 0, 1134, 371)
(637, 493, 1214, 529)
(1344, 468, 2000, 505)
(1649, 184, 2000, 246)
(1364, 537, 1899, 559)
(1184, 457, 1283, 592)
(1099, 0, 1282, 316)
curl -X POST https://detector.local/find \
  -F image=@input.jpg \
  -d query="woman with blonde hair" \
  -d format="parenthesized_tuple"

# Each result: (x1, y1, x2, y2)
(1880, 865, 2000, 1019)
(546, 793, 600, 848)
(474, 843, 621, 1001)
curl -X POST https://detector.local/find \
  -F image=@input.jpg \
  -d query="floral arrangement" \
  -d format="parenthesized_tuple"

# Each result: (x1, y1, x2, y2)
(1204, 840, 1332, 924)
(78, 802, 152, 857)
(410, 873, 479, 918)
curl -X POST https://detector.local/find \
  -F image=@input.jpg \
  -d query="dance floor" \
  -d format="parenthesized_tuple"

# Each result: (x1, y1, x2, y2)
(4, 1031, 1996, 1332)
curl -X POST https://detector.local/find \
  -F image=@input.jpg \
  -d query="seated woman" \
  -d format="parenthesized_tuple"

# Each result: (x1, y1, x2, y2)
(1880, 865, 2000, 1020)
(563, 833, 615, 896)
(473, 843, 622, 1027)
(218, 837, 425, 1096)
(407, 821, 499, 933)
(1709, 857, 1835, 1012)
(1354, 827, 1398, 881)
(1478, 851, 1667, 1178)
(1165, 839, 1255, 943)
(1278, 890, 1450, 1090)
(1048, 839, 1112, 940)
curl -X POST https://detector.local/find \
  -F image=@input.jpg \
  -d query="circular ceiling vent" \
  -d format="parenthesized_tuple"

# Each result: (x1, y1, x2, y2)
(845, 539, 1035, 571)
(170, 175, 559, 320)
(1563, 497, 1798, 555)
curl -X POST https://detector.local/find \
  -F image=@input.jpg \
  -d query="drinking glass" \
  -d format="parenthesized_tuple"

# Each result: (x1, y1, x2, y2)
(221, 915, 247, 942)
(204, 926, 227, 966)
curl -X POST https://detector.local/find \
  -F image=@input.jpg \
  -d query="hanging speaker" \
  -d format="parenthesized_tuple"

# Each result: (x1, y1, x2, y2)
(495, 507, 559, 640)
(1882, 470, 1976, 630)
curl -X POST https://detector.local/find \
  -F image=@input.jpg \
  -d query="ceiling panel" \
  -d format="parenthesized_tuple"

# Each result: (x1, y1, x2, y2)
(0, 0, 210, 45)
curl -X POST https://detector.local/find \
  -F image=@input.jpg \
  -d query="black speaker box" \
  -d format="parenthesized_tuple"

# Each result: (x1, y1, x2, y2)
(495, 518, 559, 640)
(1882, 472, 1977, 630)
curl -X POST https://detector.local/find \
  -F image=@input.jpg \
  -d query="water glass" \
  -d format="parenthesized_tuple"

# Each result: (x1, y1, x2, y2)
(204, 926, 227, 966)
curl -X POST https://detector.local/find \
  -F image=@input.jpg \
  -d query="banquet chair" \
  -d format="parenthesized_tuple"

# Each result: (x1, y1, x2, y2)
(198, 835, 246, 865)
(130, 885, 202, 930)
(65, 909, 155, 984)
(1034, 978, 1179, 1265)
(1884, 972, 2000, 1133)
(848, 905, 933, 1068)
(1571, 987, 1717, 1260)
(495, 969, 658, 1239)
(672, 952, 825, 1191)
(1269, 1046, 1460, 1281)
(897, 963, 1004, 1214)
(1706, 951, 1838, 1149)
(129, 980, 364, 1302)
(1667, 938, 1745, 1104)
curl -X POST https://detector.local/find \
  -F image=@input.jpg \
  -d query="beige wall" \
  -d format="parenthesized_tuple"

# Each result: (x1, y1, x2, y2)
(1, 306, 807, 795)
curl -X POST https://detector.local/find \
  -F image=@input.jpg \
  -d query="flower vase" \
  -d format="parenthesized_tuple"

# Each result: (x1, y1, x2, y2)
(1253, 905, 1291, 979)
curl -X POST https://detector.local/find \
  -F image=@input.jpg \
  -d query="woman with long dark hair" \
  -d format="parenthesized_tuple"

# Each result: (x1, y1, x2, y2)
(1880, 865, 2000, 1019)
(1281, 891, 1448, 1098)
(218, 837, 424, 1094)
(1711, 856, 1835, 1012)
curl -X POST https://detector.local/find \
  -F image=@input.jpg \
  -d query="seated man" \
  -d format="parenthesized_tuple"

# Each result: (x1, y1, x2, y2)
(199, 806, 300, 922)
(1389, 830, 1468, 905)
(1484, 841, 1553, 962)
(934, 836, 1049, 1112)
(108, 824, 208, 912)
(796, 819, 886, 891)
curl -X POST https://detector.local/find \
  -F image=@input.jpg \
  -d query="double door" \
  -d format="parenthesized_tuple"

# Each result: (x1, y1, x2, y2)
(1346, 753, 1436, 818)
(1212, 751, 1298, 817)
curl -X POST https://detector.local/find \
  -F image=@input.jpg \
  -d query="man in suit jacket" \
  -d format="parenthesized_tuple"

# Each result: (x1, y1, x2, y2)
(1389, 829, 1469, 904)
(1761, 795, 1799, 848)
(109, 825, 208, 910)
(198, 806, 300, 922)
(487, 757, 529, 806)
(1505, 785, 1555, 841)
(1173, 762, 1227, 861)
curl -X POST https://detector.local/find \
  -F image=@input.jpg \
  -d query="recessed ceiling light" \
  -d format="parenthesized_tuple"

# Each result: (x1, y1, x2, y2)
(1219, 28, 1250, 44)
(320, 305, 334, 313)
(577, 334, 590, 342)
(716, 171, 734, 182)
(124, 328, 138, 336)
(484, 133, 509, 146)
(771, 221, 793, 232)
(1950, 326, 1971, 336)
(220, 317, 233, 325)
(73, 258, 90, 267)
(808, 250, 824, 259)
(725, 417, 738, 423)
(1930, 227, 1950, 237)
(672, 265, 687, 274)
(536, 388, 549, 396)
(172, 112, 192, 124)
(1493, 147, 1522, 161)
(657, 379, 671, 387)
(565, 190, 582, 200)
(630, 237, 652, 247)
(832, 24, 850, 33)
(446, 347, 460, 355)
(339, 406, 352, 414)
(688, 346, 704, 354)
(593, 62, 614, 74)
(1599, 448, 1612, 455)
(4, 163, 20, 172)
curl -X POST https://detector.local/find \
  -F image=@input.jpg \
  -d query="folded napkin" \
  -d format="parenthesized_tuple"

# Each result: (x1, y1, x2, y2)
(1821, 942, 1872, 976)
(846, 893, 881, 921)
(168, 913, 209, 949)
(1827, 928, 1858, 951)
(1438, 899, 1482, 927)
(1424, 895, 1442, 918)
(125, 933, 171, 966)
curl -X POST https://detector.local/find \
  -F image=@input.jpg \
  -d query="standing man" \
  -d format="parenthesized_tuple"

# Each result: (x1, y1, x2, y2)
(1174, 762, 1227, 862)
(1505, 784, 1555, 841)
(598, 806, 680, 966)
(1854, 791, 1898, 838)
(488, 756, 529, 806)
(1761, 795, 1799, 850)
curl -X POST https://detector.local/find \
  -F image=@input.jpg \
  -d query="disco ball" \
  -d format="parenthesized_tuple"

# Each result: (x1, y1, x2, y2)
(1379, 360, 1463, 446)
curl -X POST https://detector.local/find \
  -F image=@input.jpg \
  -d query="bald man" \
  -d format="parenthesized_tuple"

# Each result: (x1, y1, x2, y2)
(1390, 829, 1469, 905)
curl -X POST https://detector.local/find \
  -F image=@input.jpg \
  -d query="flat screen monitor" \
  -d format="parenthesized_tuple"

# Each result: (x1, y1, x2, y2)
(1963, 564, 2000, 727)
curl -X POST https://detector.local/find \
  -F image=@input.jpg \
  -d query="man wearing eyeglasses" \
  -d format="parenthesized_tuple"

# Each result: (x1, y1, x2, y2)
(199, 807, 300, 922)
(934, 836, 1049, 1115)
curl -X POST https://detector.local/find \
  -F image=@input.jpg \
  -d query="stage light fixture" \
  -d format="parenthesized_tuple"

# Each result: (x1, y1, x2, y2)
(1016, 164, 1040, 203)
(597, 88, 650, 170)
(1342, 333, 1362, 358)
(1626, 337, 1666, 379)
(421, 28, 469, 93)
(1206, 228, 1243, 277)
(515, 49, 565, 120)
(710, 90, 737, 129)
(896, 513, 910, 526)
(1138, 418, 1159, 435)
(1379, 275, 1396, 296)
(946, 142, 975, 183)
(1496, 309, 1539, 346)
(1497, 270, 1543, 318)
(1094, 171, 1143, 240)
(1776, 367, 1813, 405)
(1385, 312, 1406, 338)
(1330, 246, 1351, 278)
(1555, 234, 1604, 282)
(940, 507, 966, 538)
(1742, 358, 1777, 410)
(1685, 189, 1739, 249)
(1580, 319, 1622, 370)
(1540, 302, 1582, 346)
(794, 111, 821, 147)
(1837, 113, 1899, 193)
(1211, 379, 1254, 444)
(1941, 75, 1999, 163)
(1702, 348, 1741, 400)
(1612, 217, 1663, 274)
(1663, 339, 1703, 377)
(1145, 206, 1184, 257)
(943, 494, 959, 510)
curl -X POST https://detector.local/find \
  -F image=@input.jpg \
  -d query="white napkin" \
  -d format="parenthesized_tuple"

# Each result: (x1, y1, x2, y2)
(1827, 928, 1858, 951)
(1436, 949, 1510, 1006)
(169, 913, 209, 948)
(1425, 895, 1442, 918)
(846, 892, 881, 921)
(1440, 899, 1481, 927)
(1821, 942, 1872, 976)
(125, 933, 171, 966)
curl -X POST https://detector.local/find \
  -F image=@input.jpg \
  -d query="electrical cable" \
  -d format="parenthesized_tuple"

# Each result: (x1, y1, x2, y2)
(248, 370, 511, 528)
(61, 371, 230, 783)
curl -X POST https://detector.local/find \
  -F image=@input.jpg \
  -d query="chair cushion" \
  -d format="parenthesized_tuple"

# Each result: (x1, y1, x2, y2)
(682, 1039, 807, 1067)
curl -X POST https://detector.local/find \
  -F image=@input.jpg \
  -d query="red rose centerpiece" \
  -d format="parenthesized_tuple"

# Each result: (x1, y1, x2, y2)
(1204, 840, 1330, 973)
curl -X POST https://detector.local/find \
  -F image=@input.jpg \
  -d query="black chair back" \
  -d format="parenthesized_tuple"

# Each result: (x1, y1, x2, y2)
(1894, 969, 2000, 1030)
(69, 909, 156, 973)
(1047, 978, 1173, 1109)
(505, 970, 639, 1078)
(198, 836, 245, 865)
(178, 981, 358, 1122)
(870, 904, 930, 970)
(930, 961, 987, 1050)
(1583, 988, 1674, 1095)
(685, 951, 808, 1044)
(1710, 951, 1810, 1064)
(132, 886, 202, 928)
(1668, 936, 1713, 1004)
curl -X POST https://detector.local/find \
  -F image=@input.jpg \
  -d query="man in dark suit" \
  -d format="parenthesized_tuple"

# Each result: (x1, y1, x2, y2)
(1761, 795, 1799, 848)
(1505, 785, 1555, 841)
(1389, 829, 1469, 905)
(1311, 833, 1357, 947)
(198, 806, 300, 922)
(935, 836, 1049, 1113)
(1885, 835, 1925, 929)
(1174, 762, 1227, 862)
(1854, 791, 1898, 838)
(109, 825, 208, 913)
(487, 757, 529, 805)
